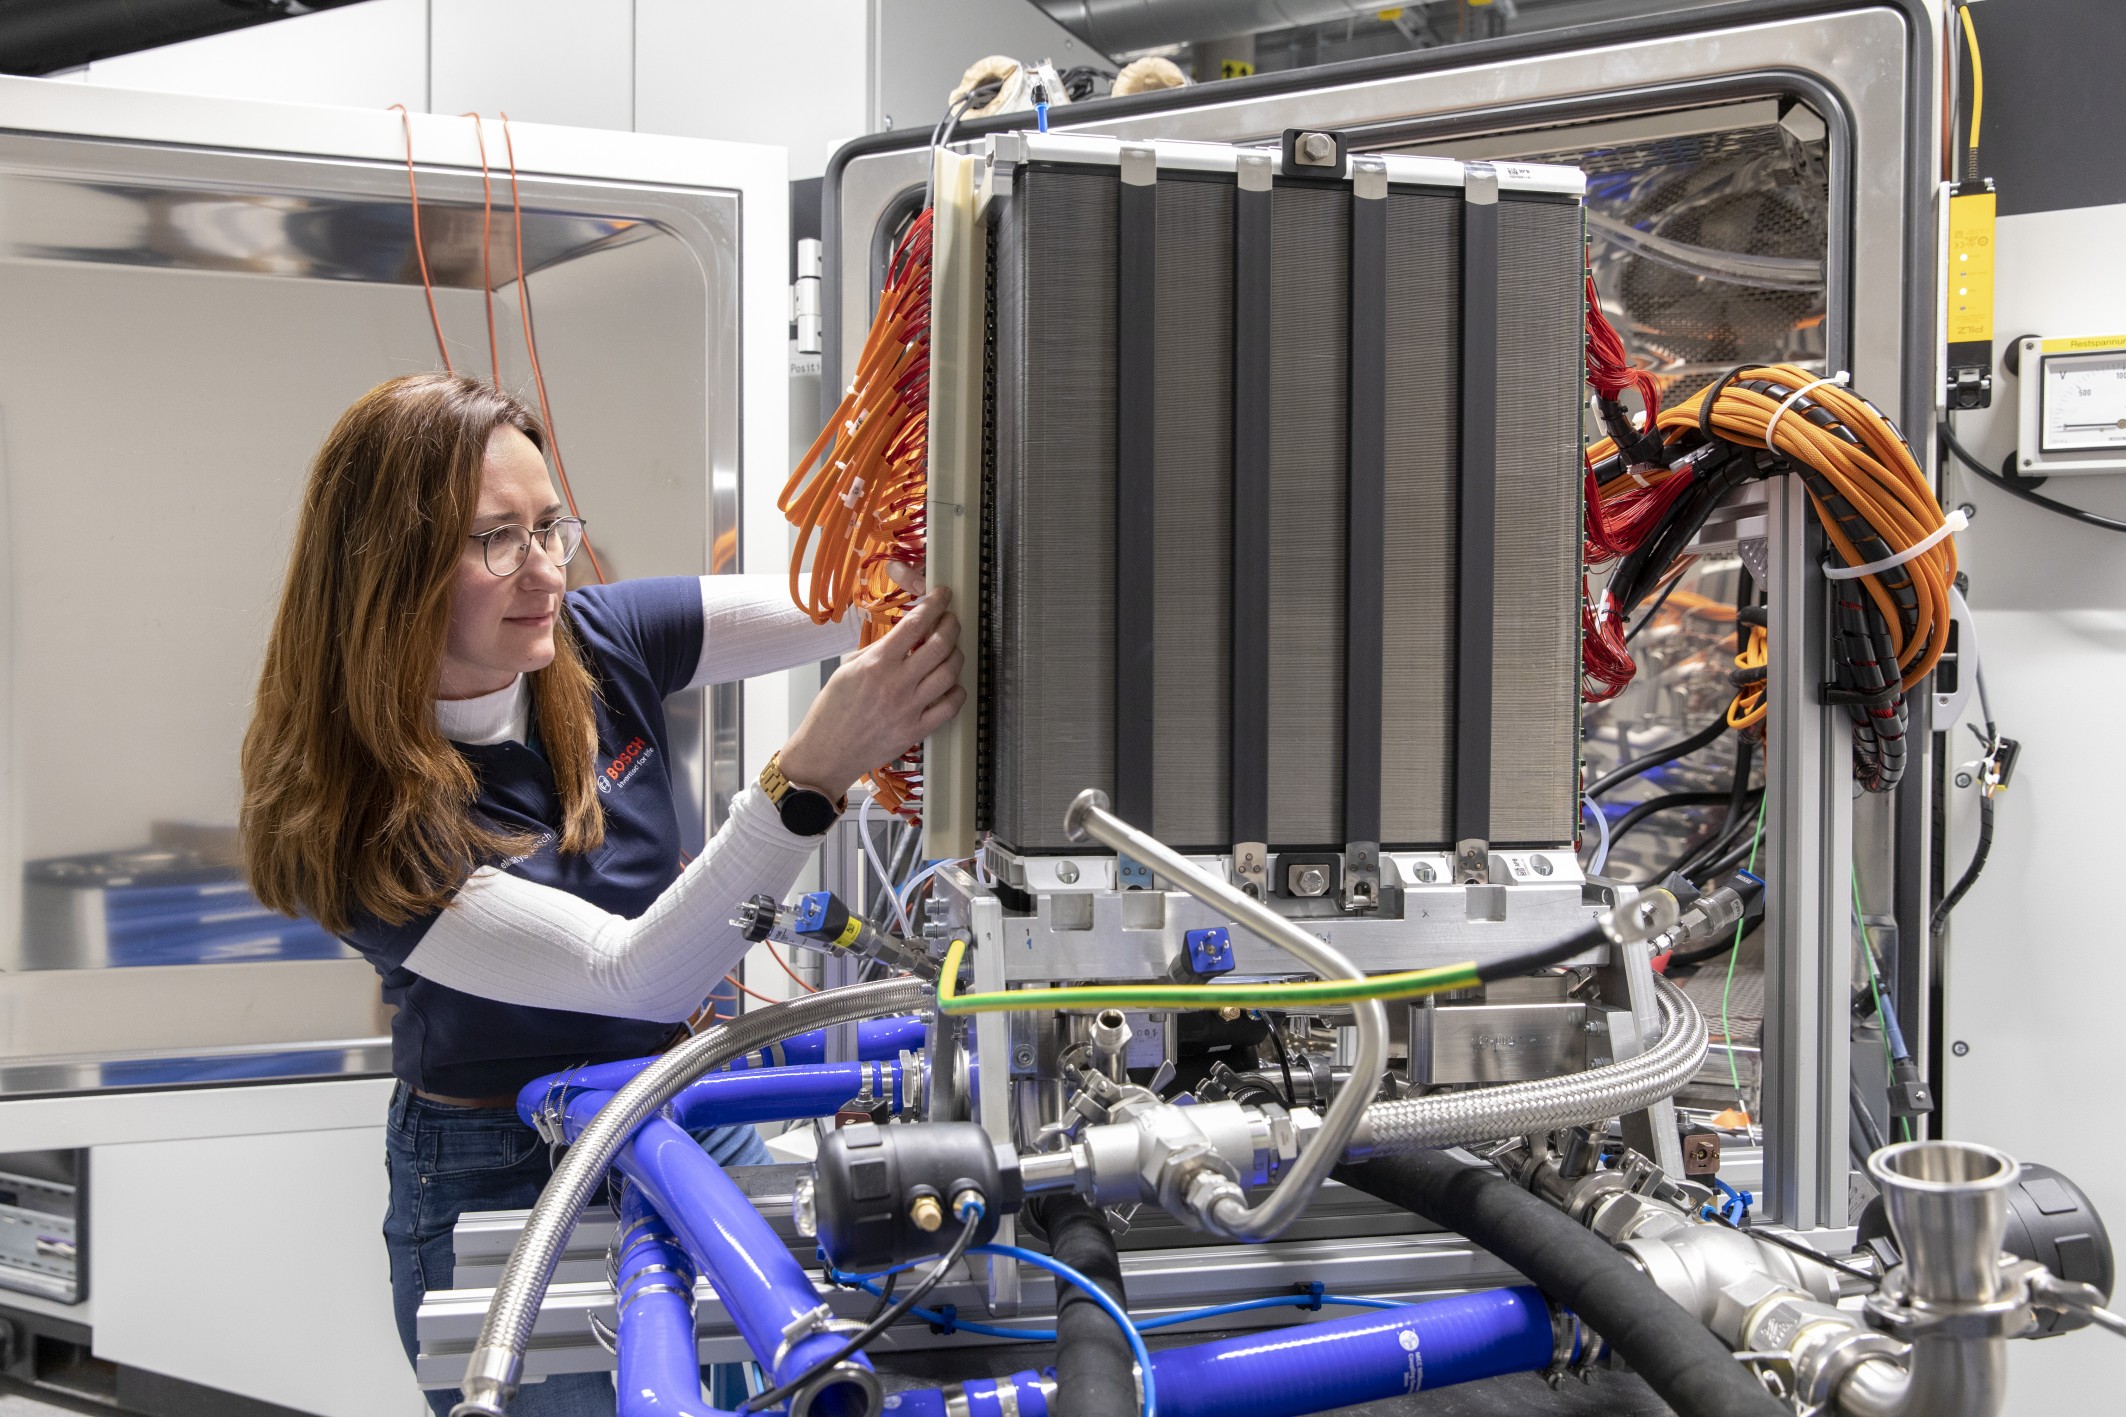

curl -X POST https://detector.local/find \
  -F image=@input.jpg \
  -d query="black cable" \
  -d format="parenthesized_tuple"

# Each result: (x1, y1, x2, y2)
(1702, 1207, 1878, 1285)
(860, 1263, 899, 1325)
(1623, 570, 1685, 644)
(743, 1204, 981, 1415)
(1850, 1075, 1889, 1155)
(1607, 790, 1749, 853)
(1941, 418, 2126, 534)
(1587, 714, 1729, 798)
(1670, 736, 1758, 880)
(1260, 1012, 1298, 1108)
(1687, 833, 1764, 888)
(1929, 790, 1994, 936)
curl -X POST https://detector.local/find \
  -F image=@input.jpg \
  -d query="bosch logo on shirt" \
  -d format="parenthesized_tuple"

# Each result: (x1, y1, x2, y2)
(599, 735, 654, 794)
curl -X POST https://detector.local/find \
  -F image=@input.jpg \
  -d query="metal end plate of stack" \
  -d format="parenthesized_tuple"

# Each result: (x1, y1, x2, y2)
(983, 146, 1584, 855)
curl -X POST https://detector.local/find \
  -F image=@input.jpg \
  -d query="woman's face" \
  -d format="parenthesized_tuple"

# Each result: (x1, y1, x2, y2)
(437, 425, 568, 699)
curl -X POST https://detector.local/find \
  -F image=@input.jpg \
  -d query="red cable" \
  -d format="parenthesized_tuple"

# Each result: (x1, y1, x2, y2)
(389, 105, 452, 374)
(462, 112, 501, 389)
(499, 113, 607, 585)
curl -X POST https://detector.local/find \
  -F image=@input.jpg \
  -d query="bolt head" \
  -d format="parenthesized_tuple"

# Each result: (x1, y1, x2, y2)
(1056, 861, 1080, 884)
(1296, 866, 1328, 895)
(1413, 862, 1437, 883)
(1299, 132, 1334, 162)
(1952, 1040, 1971, 1057)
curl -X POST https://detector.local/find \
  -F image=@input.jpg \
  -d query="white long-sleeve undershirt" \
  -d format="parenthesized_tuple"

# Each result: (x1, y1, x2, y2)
(401, 574, 858, 1021)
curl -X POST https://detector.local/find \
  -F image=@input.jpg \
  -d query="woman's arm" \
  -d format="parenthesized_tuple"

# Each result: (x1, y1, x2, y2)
(688, 574, 860, 689)
(404, 588, 964, 1021)
(399, 785, 814, 1022)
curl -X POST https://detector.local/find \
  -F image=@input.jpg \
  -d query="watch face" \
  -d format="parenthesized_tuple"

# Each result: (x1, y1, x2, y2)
(781, 788, 839, 837)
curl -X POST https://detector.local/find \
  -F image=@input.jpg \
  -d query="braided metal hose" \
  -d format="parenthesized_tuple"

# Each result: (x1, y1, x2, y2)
(450, 976, 934, 1416)
(1355, 975, 1707, 1156)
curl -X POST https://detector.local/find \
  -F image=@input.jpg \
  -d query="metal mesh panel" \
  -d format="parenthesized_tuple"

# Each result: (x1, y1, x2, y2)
(989, 168, 1117, 850)
(1266, 182, 1350, 849)
(1526, 124, 1828, 406)
(1379, 188, 1461, 846)
(1150, 177, 1234, 849)
(1489, 196, 1585, 844)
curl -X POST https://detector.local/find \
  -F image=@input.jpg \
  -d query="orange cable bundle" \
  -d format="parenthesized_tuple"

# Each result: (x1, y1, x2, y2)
(780, 210, 936, 818)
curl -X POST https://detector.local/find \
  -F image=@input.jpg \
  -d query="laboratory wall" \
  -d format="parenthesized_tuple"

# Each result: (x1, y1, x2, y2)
(1928, 7, 2126, 1413)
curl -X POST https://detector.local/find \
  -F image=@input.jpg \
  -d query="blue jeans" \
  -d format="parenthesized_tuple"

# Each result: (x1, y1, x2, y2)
(384, 1082, 773, 1416)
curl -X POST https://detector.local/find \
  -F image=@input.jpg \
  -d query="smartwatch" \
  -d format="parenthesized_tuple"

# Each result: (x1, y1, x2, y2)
(760, 752, 845, 838)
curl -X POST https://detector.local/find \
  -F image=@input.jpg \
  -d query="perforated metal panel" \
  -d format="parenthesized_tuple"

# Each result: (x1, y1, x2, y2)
(983, 157, 1584, 855)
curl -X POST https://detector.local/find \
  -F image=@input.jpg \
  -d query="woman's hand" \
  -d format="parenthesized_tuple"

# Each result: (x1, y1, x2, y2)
(775, 578, 966, 799)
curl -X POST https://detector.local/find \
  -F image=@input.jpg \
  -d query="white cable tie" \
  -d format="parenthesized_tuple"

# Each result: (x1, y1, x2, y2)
(1823, 508, 1967, 581)
(840, 477, 866, 509)
(1763, 370, 1849, 451)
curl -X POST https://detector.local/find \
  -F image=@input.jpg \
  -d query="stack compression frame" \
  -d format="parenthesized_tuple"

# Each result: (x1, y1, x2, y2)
(974, 135, 1589, 867)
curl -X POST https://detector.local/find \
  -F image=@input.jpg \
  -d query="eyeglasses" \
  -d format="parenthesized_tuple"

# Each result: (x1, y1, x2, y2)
(469, 517, 588, 576)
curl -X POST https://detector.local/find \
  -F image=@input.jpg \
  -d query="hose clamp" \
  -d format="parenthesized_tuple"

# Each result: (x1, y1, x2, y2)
(770, 1303, 870, 1371)
(1540, 1303, 1603, 1387)
(1864, 1260, 2041, 1342)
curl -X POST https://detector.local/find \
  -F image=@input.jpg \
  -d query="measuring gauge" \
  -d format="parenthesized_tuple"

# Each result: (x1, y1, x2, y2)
(2014, 333, 2126, 476)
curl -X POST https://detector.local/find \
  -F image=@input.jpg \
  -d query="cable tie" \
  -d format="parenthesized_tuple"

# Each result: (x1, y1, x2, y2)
(929, 1302, 959, 1335)
(1823, 508, 1967, 581)
(1297, 1281, 1326, 1311)
(1763, 370, 1849, 451)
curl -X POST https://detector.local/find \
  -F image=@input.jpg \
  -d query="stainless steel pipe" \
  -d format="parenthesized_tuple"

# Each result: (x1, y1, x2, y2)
(1357, 975, 1707, 1155)
(1836, 1140, 2023, 1417)
(1063, 788, 1389, 1242)
(450, 976, 934, 1416)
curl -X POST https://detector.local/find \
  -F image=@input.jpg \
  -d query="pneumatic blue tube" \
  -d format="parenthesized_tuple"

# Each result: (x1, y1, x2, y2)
(894, 1288, 1555, 1417)
(551, 1061, 907, 1142)
(618, 1116, 874, 1401)
(612, 1187, 730, 1417)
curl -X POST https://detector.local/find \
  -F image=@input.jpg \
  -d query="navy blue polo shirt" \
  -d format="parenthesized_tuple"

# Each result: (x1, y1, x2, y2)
(343, 577, 706, 1097)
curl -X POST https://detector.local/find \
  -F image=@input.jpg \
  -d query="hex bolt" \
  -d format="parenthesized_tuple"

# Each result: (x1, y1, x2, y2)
(1299, 132, 1335, 163)
(909, 1193, 944, 1233)
(1296, 866, 1328, 896)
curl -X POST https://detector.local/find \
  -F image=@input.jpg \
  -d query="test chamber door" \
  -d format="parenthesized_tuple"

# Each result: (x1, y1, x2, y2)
(822, 0, 1947, 1236)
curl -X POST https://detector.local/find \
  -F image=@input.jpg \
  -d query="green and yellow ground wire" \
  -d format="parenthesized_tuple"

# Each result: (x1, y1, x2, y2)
(934, 920, 1614, 1017)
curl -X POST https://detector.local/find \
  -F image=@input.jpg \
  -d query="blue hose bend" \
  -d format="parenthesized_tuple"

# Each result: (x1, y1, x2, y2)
(519, 1021, 924, 1128)
(613, 1187, 732, 1417)
(549, 1062, 907, 1142)
(619, 1117, 878, 1413)
(891, 1288, 1555, 1417)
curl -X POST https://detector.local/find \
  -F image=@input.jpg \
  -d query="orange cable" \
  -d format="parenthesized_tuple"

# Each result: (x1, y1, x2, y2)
(462, 112, 502, 388)
(724, 973, 781, 1006)
(499, 113, 608, 584)
(389, 104, 452, 374)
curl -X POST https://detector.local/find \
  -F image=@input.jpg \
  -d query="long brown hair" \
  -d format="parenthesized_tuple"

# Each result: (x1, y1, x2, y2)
(242, 373, 605, 934)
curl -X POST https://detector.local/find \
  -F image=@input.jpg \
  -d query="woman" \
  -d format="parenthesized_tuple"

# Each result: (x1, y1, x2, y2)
(240, 374, 962, 1414)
